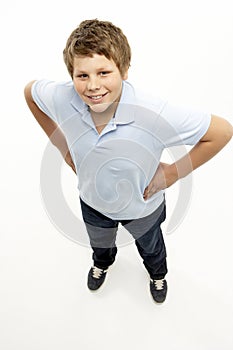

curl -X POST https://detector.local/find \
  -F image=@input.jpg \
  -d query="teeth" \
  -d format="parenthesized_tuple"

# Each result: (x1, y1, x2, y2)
(90, 95, 103, 100)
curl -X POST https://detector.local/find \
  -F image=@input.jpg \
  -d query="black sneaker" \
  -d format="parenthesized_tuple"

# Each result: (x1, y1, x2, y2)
(87, 266, 108, 291)
(150, 278, 167, 303)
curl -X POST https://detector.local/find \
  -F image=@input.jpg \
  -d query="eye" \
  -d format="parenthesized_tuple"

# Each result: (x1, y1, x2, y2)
(77, 73, 88, 79)
(100, 71, 110, 76)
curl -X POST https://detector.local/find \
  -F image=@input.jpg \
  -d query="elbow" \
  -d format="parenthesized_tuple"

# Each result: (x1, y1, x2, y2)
(224, 120, 233, 143)
(24, 83, 29, 101)
(211, 115, 233, 145)
(229, 122, 233, 138)
(24, 80, 36, 102)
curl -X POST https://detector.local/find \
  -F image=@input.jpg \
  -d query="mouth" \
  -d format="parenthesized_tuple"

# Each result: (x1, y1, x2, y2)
(86, 92, 108, 103)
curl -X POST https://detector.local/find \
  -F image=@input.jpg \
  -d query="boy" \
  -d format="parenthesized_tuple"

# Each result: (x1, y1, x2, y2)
(24, 19, 233, 303)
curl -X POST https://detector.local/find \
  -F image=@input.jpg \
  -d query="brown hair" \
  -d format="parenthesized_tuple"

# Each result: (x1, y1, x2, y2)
(63, 19, 131, 78)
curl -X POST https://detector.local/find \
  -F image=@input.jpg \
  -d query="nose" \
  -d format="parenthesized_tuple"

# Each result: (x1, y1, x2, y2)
(87, 75, 101, 91)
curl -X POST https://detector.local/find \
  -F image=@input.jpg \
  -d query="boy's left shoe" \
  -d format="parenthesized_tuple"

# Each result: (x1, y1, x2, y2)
(150, 278, 167, 303)
(87, 266, 108, 291)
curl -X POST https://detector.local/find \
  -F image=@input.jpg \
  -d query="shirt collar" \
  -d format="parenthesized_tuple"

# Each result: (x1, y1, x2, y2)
(70, 88, 88, 114)
(114, 81, 135, 125)
(70, 81, 136, 125)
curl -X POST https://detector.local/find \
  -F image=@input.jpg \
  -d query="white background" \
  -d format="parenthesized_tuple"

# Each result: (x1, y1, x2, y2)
(0, 0, 233, 349)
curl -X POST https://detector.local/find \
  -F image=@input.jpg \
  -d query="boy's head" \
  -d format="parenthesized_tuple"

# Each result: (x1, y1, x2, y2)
(63, 19, 131, 78)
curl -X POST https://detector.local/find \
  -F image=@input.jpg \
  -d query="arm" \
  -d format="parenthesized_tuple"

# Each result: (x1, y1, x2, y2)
(143, 115, 233, 200)
(24, 81, 76, 173)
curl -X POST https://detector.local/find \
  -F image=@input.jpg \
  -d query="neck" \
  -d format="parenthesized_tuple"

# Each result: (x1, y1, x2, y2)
(90, 102, 117, 126)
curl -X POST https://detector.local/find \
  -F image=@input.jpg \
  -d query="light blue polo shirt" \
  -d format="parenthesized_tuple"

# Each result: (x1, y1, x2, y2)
(32, 80, 211, 220)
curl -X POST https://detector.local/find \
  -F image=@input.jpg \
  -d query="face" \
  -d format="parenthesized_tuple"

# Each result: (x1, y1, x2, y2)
(72, 54, 128, 114)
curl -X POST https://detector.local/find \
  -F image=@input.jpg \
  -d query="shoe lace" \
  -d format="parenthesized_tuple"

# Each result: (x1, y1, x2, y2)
(152, 279, 165, 290)
(92, 267, 106, 279)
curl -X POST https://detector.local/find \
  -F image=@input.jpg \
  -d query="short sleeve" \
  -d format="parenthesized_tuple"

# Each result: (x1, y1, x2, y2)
(158, 101, 211, 147)
(31, 79, 58, 122)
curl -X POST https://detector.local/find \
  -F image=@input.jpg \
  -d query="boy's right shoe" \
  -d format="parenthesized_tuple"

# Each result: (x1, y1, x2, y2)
(150, 278, 168, 303)
(87, 266, 108, 291)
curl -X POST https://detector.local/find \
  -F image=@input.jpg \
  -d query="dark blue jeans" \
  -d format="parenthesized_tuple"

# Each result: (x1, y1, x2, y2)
(80, 198, 168, 279)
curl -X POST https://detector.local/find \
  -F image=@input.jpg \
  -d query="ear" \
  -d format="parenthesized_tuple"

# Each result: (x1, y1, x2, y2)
(122, 69, 129, 80)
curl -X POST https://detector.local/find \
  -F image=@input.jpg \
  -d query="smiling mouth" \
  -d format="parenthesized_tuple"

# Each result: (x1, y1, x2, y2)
(87, 92, 108, 101)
